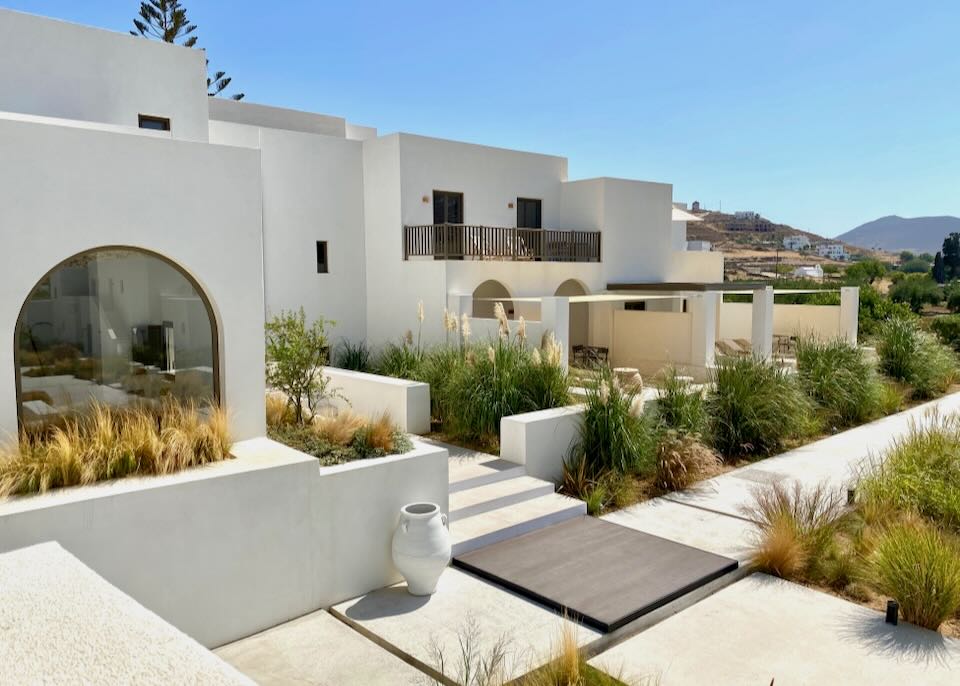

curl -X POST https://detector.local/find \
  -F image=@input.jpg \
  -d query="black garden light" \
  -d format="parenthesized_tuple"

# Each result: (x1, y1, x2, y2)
(885, 599, 899, 625)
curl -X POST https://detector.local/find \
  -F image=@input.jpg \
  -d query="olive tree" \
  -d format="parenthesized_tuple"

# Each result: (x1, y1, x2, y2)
(265, 308, 335, 423)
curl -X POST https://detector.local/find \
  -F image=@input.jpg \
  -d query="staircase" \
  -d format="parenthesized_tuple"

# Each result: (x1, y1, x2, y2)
(441, 443, 586, 556)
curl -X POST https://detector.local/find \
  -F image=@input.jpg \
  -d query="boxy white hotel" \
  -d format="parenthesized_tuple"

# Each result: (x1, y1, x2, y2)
(0, 7, 861, 654)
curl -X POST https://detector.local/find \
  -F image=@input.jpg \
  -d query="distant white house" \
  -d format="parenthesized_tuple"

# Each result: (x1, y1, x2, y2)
(815, 243, 848, 260)
(783, 235, 811, 251)
(793, 265, 824, 279)
(687, 240, 712, 251)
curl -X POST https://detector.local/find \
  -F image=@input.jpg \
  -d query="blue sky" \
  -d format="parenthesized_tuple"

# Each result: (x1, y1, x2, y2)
(7, 1, 959, 236)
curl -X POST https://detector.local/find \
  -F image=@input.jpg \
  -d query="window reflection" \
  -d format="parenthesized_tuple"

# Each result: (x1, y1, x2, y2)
(17, 248, 217, 428)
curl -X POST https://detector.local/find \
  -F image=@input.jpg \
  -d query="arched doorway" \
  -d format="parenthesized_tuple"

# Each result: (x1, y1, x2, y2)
(15, 247, 219, 429)
(472, 280, 515, 319)
(555, 279, 589, 349)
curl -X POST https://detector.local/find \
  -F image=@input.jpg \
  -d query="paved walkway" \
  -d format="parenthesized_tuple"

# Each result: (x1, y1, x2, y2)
(590, 574, 960, 685)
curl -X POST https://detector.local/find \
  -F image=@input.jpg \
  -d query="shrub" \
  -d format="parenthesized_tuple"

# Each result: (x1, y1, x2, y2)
(931, 315, 960, 352)
(0, 400, 231, 496)
(743, 482, 846, 582)
(888, 275, 941, 313)
(269, 406, 411, 464)
(334, 339, 373, 371)
(708, 356, 815, 459)
(265, 308, 335, 423)
(876, 315, 957, 398)
(866, 522, 960, 630)
(265, 393, 292, 428)
(655, 367, 708, 436)
(857, 285, 914, 337)
(375, 340, 422, 380)
(571, 365, 654, 475)
(795, 337, 882, 427)
(655, 431, 720, 491)
(858, 412, 960, 530)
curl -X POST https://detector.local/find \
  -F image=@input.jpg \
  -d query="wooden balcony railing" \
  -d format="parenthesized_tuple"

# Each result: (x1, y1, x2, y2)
(403, 224, 601, 262)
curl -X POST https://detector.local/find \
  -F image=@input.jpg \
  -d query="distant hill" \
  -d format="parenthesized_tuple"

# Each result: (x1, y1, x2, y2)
(837, 215, 960, 254)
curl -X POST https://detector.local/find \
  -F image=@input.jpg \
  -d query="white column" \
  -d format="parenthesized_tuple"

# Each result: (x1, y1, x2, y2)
(540, 296, 571, 372)
(447, 293, 473, 320)
(840, 287, 859, 346)
(689, 292, 719, 371)
(752, 286, 774, 359)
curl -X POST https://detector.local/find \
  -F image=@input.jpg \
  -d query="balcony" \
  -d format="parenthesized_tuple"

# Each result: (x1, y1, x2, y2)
(403, 224, 601, 262)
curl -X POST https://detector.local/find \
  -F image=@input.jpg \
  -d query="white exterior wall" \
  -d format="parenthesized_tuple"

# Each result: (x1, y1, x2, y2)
(501, 405, 584, 482)
(0, 9, 209, 142)
(0, 438, 448, 648)
(209, 98, 346, 138)
(322, 367, 430, 434)
(0, 116, 266, 441)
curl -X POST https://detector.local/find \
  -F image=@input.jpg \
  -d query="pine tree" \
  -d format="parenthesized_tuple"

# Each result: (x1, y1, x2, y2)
(933, 251, 946, 284)
(942, 233, 960, 281)
(131, 1, 244, 100)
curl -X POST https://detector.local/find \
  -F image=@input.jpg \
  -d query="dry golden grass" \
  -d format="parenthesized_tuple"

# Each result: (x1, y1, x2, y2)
(365, 412, 397, 452)
(265, 393, 292, 428)
(314, 409, 367, 446)
(0, 400, 232, 497)
(654, 431, 721, 492)
(752, 517, 808, 579)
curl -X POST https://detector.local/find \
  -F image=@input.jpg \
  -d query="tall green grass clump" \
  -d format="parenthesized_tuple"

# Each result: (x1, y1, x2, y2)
(795, 337, 883, 428)
(334, 339, 372, 372)
(876, 315, 958, 399)
(655, 367, 708, 436)
(866, 521, 960, 630)
(858, 412, 960, 530)
(570, 365, 654, 475)
(708, 356, 815, 459)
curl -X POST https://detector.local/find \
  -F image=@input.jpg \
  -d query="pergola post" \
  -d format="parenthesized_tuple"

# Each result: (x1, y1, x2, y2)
(689, 292, 719, 372)
(840, 287, 859, 346)
(540, 296, 570, 371)
(752, 286, 774, 359)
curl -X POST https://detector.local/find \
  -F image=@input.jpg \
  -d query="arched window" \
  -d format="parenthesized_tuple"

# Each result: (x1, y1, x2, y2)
(16, 247, 218, 429)
(472, 280, 515, 319)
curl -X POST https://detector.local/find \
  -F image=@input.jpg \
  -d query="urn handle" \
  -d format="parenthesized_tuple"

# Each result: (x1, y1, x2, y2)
(441, 513, 448, 527)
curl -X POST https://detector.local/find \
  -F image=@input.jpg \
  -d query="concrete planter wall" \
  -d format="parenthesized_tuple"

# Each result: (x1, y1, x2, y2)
(500, 405, 584, 483)
(0, 437, 448, 648)
(323, 367, 430, 434)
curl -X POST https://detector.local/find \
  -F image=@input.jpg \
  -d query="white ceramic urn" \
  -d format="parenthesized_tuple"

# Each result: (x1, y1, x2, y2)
(391, 502, 451, 596)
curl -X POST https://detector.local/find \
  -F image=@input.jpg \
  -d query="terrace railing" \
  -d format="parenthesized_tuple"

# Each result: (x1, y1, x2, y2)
(403, 224, 601, 262)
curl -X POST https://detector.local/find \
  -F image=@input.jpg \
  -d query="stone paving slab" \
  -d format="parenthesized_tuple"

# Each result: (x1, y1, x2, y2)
(332, 567, 601, 683)
(454, 516, 738, 632)
(664, 391, 960, 519)
(590, 573, 960, 685)
(602, 497, 757, 562)
(215, 609, 424, 686)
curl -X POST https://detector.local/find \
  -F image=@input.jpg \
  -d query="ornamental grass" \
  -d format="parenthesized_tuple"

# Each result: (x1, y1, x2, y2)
(0, 400, 231, 497)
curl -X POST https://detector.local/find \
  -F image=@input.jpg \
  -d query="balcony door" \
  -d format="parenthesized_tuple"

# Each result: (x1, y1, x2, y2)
(517, 198, 542, 260)
(433, 190, 464, 259)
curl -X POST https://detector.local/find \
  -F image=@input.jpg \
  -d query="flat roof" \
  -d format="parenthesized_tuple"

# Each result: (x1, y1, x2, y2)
(607, 282, 765, 292)
(472, 294, 685, 303)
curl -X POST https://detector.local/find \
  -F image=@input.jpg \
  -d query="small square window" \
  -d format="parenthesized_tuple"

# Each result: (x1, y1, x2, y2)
(138, 114, 171, 131)
(316, 241, 328, 273)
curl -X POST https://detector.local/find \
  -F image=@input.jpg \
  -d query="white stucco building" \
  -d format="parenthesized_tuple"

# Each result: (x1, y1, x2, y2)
(783, 235, 811, 251)
(0, 9, 860, 438)
(815, 242, 848, 260)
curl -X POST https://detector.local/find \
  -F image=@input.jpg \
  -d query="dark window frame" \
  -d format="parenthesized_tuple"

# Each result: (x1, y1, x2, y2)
(432, 190, 464, 224)
(516, 197, 543, 229)
(138, 114, 171, 132)
(316, 241, 329, 273)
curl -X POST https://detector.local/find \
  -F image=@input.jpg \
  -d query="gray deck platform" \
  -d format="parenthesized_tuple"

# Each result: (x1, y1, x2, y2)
(453, 515, 738, 632)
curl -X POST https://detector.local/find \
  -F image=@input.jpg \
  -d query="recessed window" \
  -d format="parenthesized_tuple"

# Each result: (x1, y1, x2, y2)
(316, 241, 329, 273)
(517, 198, 542, 229)
(138, 114, 171, 131)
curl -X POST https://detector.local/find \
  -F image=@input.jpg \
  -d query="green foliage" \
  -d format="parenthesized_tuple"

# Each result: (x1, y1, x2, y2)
(334, 339, 372, 372)
(888, 275, 941, 313)
(931, 315, 960, 352)
(375, 341, 421, 380)
(933, 251, 946, 283)
(571, 365, 654, 475)
(655, 367, 708, 436)
(708, 356, 816, 459)
(264, 308, 335, 423)
(943, 233, 960, 281)
(876, 316, 957, 398)
(866, 522, 960, 630)
(944, 281, 960, 312)
(856, 285, 913, 337)
(858, 413, 960, 530)
(795, 337, 883, 428)
(844, 259, 887, 285)
(900, 250, 916, 263)
(901, 257, 933, 273)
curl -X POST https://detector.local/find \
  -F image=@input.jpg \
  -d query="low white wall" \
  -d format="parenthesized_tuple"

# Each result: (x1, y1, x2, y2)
(324, 367, 430, 434)
(611, 310, 692, 368)
(719, 301, 844, 341)
(0, 437, 448, 648)
(500, 405, 583, 483)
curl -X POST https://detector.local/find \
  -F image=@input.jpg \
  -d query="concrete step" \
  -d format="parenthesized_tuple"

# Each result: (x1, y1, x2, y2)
(449, 475, 556, 522)
(450, 493, 587, 556)
(448, 457, 525, 493)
